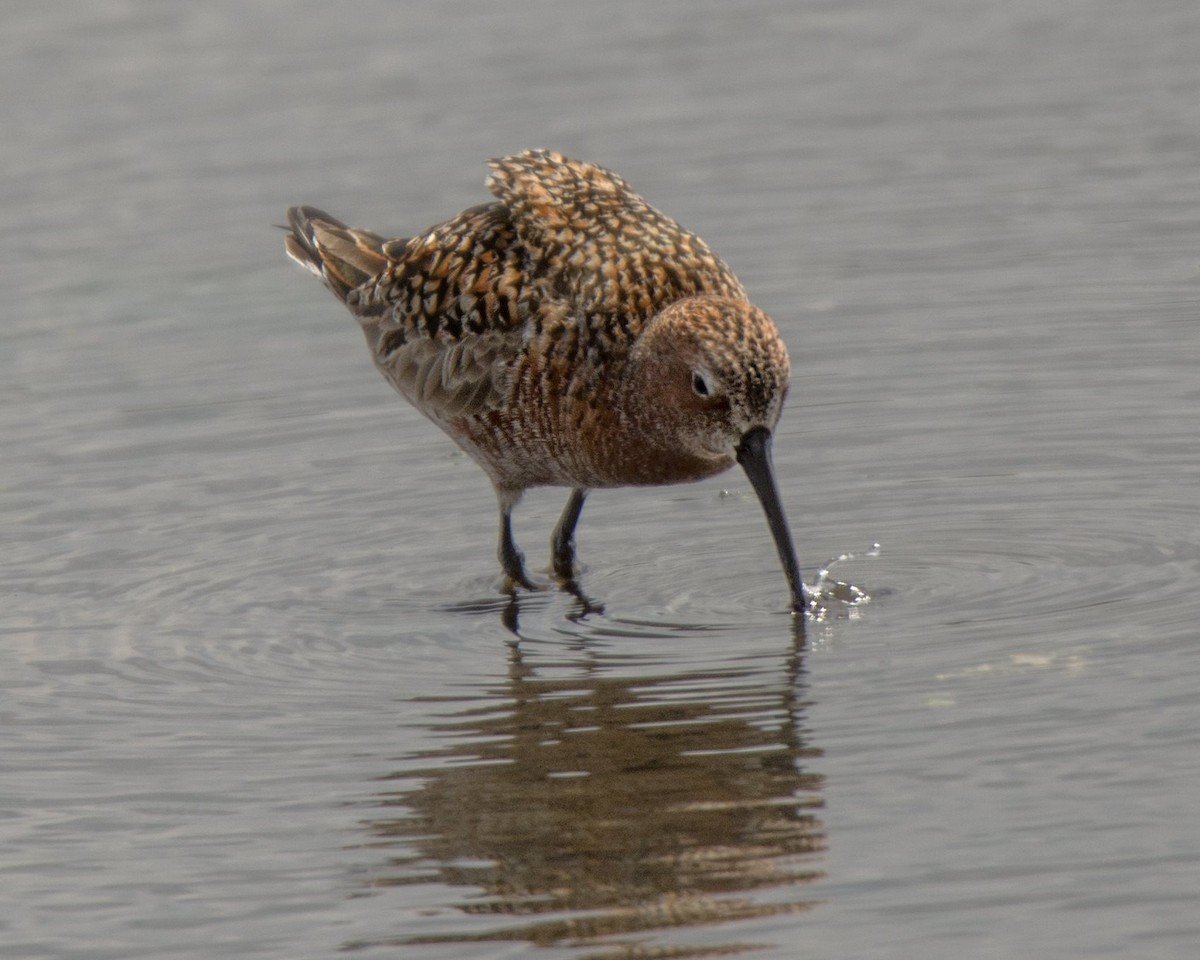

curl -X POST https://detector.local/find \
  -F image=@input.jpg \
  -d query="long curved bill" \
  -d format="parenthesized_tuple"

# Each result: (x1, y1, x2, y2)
(736, 427, 806, 615)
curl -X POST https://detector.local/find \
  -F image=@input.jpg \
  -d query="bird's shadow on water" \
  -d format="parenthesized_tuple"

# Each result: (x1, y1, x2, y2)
(345, 582, 837, 956)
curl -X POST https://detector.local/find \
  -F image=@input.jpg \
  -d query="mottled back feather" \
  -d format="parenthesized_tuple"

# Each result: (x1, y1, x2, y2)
(284, 150, 749, 425)
(487, 149, 746, 338)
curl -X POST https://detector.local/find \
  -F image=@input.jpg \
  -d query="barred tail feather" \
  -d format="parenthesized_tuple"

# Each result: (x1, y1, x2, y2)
(283, 206, 391, 305)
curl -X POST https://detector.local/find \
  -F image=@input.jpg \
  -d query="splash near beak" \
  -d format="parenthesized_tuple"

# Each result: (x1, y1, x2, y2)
(736, 427, 806, 615)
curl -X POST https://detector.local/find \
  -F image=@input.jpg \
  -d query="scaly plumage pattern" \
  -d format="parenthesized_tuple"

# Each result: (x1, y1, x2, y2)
(284, 149, 805, 612)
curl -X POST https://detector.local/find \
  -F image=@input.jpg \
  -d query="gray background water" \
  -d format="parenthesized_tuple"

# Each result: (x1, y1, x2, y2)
(3, 1, 1199, 957)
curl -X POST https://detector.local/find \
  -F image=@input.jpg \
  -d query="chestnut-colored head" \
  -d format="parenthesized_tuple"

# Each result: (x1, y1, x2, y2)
(625, 295, 805, 614)
(628, 295, 791, 468)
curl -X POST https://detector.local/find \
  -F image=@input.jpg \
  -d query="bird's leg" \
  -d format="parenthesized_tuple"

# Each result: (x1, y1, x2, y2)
(497, 489, 537, 590)
(550, 488, 589, 581)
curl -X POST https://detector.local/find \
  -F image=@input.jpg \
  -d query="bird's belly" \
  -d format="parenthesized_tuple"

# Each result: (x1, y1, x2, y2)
(446, 410, 734, 491)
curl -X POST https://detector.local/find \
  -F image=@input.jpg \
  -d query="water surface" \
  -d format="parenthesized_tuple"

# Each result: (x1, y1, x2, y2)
(3, 1, 1200, 957)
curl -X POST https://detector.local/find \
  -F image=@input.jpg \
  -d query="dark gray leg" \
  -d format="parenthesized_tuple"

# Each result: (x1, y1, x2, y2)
(497, 489, 537, 589)
(551, 488, 588, 580)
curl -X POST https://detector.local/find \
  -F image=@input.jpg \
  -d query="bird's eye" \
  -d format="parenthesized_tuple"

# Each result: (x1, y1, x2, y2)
(692, 370, 711, 398)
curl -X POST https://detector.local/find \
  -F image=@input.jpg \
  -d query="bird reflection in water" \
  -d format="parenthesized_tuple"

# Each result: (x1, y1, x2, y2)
(347, 613, 823, 956)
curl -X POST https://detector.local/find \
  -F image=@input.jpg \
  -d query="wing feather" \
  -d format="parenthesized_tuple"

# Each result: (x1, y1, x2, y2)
(285, 204, 527, 421)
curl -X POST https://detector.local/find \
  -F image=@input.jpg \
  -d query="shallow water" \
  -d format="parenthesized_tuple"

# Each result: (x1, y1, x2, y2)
(4, 1, 1200, 957)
